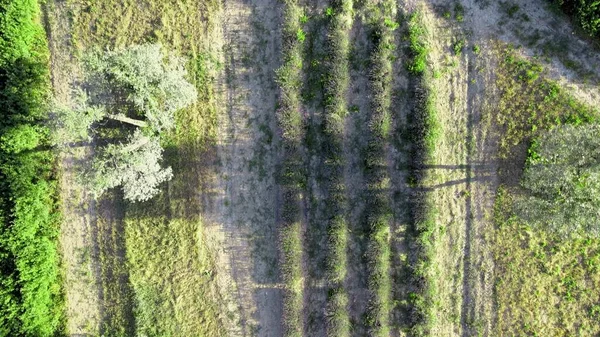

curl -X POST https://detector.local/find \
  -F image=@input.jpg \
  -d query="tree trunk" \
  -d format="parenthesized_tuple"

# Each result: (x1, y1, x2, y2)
(108, 114, 148, 128)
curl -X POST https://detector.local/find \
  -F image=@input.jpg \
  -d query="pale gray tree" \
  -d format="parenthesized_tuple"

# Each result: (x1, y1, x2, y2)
(91, 129, 173, 202)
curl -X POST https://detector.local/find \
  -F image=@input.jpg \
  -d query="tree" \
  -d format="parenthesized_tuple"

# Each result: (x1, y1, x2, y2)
(517, 123, 600, 237)
(91, 129, 173, 202)
(84, 43, 197, 132)
(53, 44, 196, 201)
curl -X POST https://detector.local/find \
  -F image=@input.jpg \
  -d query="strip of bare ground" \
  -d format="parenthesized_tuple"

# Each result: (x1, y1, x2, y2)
(205, 0, 285, 335)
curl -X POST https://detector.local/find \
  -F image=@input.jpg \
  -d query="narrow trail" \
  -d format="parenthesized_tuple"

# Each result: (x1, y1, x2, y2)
(206, 0, 284, 335)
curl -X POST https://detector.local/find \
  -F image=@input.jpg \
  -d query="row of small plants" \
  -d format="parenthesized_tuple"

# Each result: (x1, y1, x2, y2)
(321, 1, 353, 335)
(0, 1, 64, 336)
(404, 11, 440, 337)
(276, 1, 308, 336)
(363, 5, 396, 336)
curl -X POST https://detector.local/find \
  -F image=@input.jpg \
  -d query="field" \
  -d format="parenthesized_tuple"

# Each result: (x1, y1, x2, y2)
(3, 0, 600, 336)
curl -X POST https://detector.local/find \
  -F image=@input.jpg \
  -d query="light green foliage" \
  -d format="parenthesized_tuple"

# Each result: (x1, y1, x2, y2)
(50, 89, 106, 145)
(85, 44, 197, 132)
(91, 129, 173, 202)
(0, 124, 41, 153)
(407, 13, 428, 75)
(518, 124, 600, 237)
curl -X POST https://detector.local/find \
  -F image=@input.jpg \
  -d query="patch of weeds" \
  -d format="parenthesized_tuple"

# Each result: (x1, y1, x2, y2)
(453, 39, 465, 55)
(472, 44, 481, 55)
(454, 3, 465, 22)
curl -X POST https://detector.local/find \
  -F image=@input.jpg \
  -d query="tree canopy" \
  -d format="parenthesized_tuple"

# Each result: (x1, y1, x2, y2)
(517, 123, 600, 237)
(53, 44, 197, 202)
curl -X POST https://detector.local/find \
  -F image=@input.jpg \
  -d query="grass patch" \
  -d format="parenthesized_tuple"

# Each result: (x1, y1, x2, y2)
(0, 1, 64, 335)
(493, 187, 600, 335)
(492, 42, 600, 335)
(60, 0, 228, 335)
(494, 44, 598, 157)
(125, 211, 227, 336)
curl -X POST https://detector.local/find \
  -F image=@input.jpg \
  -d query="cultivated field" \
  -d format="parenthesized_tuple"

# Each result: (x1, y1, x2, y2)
(1, 0, 599, 336)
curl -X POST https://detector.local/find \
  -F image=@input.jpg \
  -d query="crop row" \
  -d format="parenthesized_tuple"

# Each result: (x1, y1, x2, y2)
(363, 5, 396, 335)
(276, 0, 308, 336)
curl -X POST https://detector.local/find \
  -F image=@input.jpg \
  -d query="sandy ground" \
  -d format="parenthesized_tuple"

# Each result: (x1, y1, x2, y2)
(203, 0, 285, 336)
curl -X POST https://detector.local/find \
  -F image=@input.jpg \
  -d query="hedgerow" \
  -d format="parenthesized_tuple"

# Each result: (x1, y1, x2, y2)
(0, 0, 63, 336)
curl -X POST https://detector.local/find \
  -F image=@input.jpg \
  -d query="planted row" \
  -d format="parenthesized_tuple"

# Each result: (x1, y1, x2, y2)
(276, 1, 308, 336)
(362, 6, 397, 336)
(404, 11, 439, 337)
(321, 1, 354, 336)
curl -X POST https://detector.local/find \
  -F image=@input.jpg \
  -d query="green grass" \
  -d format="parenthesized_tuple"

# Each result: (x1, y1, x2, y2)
(493, 187, 600, 335)
(492, 42, 600, 335)
(494, 44, 598, 157)
(0, 1, 64, 335)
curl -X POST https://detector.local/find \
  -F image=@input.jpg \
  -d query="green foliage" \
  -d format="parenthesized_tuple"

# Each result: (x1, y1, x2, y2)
(453, 39, 465, 55)
(407, 13, 428, 75)
(0, 1, 63, 336)
(50, 89, 106, 145)
(0, 125, 41, 154)
(518, 124, 600, 237)
(553, 0, 600, 38)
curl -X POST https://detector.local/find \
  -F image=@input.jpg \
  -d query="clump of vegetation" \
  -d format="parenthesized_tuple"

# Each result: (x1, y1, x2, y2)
(54, 44, 197, 202)
(0, 0, 64, 335)
(552, 0, 600, 38)
(407, 12, 428, 75)
(517, 124, 600, 237)
(453, 38, 465, 55)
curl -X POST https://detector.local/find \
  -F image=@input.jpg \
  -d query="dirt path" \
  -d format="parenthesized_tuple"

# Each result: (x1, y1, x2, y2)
(44, 2, 104, 335)
(203, 0, 284, 335)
